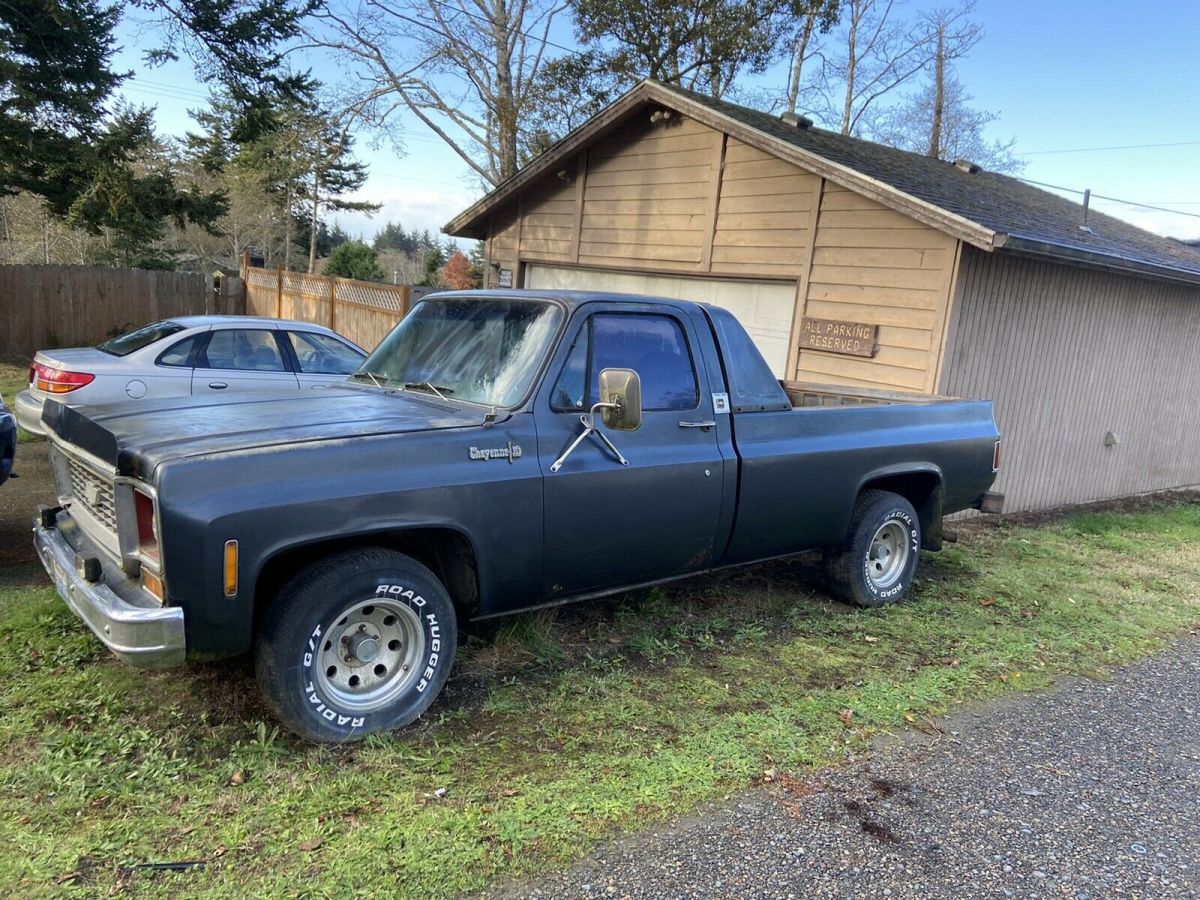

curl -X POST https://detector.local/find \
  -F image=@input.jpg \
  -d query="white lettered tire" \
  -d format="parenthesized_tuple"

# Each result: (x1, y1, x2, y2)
(255, 548, 456, 742)
(824, 490, 921, 608)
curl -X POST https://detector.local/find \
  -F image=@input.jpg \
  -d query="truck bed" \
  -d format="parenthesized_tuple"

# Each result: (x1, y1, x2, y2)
(783, 381, 954, 409)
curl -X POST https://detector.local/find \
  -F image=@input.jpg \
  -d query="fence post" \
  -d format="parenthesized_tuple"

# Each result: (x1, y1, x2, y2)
(329, 276, 337, 332)
(240, 249, 250, 281)
(275, 266, 283, 319)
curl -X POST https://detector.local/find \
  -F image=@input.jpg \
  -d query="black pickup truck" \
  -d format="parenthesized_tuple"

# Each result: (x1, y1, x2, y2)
(34, 290, 1001, 741)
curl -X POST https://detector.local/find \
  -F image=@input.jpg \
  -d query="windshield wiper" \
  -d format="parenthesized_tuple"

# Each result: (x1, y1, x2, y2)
(403, 382, 455, 401)
(352, 370, 385, 388)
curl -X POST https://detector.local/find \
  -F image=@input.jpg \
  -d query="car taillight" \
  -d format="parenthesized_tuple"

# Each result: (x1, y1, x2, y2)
(34, 363, 95, 394)
(134, 489, 160, 565)
(993, 440, 1001, 472)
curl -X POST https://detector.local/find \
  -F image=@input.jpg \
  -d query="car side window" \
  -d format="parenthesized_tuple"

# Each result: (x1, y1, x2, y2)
(550, 313, 699, 412)
(200, 329, 286, 372)
(287, 331, 362, 375)
(157, 334, 202, 368)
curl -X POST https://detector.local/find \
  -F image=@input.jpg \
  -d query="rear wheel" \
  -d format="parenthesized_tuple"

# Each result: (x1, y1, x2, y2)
(255, 548, 456, 742)
(824, 490, 921, 608)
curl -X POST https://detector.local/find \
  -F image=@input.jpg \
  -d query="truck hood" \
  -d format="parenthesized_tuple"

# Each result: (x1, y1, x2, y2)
(43, 384, 489, 477)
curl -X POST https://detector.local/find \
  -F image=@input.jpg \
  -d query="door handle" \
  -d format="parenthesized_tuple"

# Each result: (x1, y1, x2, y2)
(208, 382, 228, 390)
(678, 420, 716, 430)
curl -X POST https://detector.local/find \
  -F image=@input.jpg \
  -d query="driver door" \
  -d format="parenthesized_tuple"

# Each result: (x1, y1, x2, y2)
(535, 304, 726, 599)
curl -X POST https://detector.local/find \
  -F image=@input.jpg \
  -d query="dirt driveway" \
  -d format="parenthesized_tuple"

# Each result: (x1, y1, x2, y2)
(0, 439, 54, 580)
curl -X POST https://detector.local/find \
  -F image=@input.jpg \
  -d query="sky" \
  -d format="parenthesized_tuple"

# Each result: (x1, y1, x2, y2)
(113, 0, 1200, 245)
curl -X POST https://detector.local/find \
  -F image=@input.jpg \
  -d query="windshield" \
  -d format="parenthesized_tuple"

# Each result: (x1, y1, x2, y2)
(98, 321, 187, 356)
(357, 297, 564, 407)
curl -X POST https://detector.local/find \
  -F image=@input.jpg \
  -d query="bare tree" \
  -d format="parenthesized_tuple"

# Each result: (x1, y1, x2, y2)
(307, 0, 566, 186)
(800, 0, 984, 139)
(918, 2, 982, 157)
(784, 1, 840, 116)
(869, 75, 1025, 173)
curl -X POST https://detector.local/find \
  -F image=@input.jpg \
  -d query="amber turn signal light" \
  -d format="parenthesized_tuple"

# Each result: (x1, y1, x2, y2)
(141, 568, 165, 604)
(224, 540, 238, 597)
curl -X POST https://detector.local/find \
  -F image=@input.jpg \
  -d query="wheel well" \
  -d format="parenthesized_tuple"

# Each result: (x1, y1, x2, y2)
(860, 472, 944, 550)
(252, 529, 480, 636)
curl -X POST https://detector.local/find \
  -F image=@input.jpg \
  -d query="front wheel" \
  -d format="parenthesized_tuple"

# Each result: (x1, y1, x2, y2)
(255, 548, 457, 742)
(824, 490, 921, 608)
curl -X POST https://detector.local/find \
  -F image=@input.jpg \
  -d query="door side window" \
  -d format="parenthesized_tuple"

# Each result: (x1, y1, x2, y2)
(199, 330, 286, 372)
(550, 324, 589, 411)
(157, 334, 203, 368)
(549, 313, 699, 412)
(287, 331, 363, 375)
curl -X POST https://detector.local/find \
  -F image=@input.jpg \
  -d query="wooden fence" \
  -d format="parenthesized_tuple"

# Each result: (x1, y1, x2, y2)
(243, 264, 412, 352)
(1, 265, 242, 358)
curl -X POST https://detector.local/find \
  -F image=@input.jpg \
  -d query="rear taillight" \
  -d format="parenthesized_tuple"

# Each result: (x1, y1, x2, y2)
(34, 363, 94, 394)
(134, 489, 160, 565)
(992, 440, 1001, 472)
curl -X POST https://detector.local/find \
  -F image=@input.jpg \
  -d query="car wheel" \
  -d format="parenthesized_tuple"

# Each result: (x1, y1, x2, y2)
(824, 490, 921, 608)
(255, 547, 456, 742)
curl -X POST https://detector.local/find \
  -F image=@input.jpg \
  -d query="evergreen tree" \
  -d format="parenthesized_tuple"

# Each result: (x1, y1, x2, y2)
(323, 240, 385, 281)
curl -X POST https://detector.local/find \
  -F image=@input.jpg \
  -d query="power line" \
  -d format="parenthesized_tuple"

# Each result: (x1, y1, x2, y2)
(1020, 139, 1200, 156)
(1014, 176, 1200, 221)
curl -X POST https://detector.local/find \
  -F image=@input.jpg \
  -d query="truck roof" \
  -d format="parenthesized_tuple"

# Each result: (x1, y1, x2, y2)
(426, 289, 709, 313)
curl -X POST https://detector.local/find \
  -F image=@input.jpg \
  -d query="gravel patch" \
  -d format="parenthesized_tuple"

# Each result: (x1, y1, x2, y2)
(485, 637, 1200, 899)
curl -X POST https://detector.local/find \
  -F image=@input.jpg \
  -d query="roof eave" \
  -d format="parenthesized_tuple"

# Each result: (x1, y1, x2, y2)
(995, 233, 1200, 287)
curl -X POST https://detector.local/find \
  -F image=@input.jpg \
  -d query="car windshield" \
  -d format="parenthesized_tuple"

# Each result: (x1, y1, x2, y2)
(98, 321, 187, 357)
(356, 297, 563, 408)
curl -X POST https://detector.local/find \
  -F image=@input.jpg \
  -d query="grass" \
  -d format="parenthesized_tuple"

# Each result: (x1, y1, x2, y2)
(2, 499, 1200, 897)
(0, 357, 38, 443)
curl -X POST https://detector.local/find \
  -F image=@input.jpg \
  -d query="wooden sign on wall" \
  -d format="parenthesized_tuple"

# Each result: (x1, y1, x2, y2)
(797, 317, 879, 358)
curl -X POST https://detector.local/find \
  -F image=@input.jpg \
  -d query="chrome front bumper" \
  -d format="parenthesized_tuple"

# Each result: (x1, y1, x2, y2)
(33, 512, 185, 668)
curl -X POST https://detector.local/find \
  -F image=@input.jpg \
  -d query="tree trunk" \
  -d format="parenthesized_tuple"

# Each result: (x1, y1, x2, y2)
(308, 166, 321, 274)
(283, 182, 293, 271)
(787, 15, 819, 115)
(493, 11, 518, 182)
(928, 27, 945, 158)
(840, 1, 860, 135)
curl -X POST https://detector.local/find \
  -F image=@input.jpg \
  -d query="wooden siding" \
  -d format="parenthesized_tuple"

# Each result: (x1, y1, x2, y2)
(940, 248, 1200, 512)
(794, 185, 958, 393)
(711, 139, 816, 277)
(578, 117, 715, 270)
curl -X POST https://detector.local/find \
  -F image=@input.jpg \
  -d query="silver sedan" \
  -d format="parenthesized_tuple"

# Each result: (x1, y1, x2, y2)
(15, 316, 367, 436)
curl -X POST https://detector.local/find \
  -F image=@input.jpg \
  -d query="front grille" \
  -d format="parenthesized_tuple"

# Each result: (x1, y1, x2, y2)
(65, 454, 118, 535)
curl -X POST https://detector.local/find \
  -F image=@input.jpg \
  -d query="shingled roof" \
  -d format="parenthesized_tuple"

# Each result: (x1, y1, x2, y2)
(446, 80, 1200, 286)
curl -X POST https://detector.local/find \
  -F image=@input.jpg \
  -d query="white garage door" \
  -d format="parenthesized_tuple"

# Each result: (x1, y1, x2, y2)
(525, 265, 796, 376)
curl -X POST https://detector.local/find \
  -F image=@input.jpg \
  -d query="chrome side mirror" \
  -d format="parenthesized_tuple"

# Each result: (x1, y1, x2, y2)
(548, 368, 642, 473)
(597, 368, 642, 431)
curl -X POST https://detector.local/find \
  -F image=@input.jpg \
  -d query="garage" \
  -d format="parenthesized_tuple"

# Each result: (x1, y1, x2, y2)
(525, 264, 795, 375)
(448, 79, 1200, 512)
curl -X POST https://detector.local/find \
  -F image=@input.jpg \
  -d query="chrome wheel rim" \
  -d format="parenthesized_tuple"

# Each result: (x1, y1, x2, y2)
(866, 520, 910, 590)
(314, 599, 426, 713)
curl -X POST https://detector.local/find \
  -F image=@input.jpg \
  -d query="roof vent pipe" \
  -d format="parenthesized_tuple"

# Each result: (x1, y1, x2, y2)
(1079, 188, 1094, 233)
(780, 111, 813, 129)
